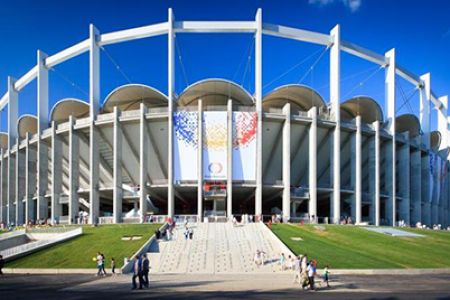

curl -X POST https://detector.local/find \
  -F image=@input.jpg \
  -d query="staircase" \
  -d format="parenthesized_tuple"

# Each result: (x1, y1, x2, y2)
(147, 222, 294, 274)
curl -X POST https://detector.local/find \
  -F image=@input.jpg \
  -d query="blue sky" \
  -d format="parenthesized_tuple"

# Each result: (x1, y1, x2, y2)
(0, 0, 449, 131)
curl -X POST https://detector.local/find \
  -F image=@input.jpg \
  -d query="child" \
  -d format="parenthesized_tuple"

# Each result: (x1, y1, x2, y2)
(111, 258, 116, 276)
(323, 265, 330, 287)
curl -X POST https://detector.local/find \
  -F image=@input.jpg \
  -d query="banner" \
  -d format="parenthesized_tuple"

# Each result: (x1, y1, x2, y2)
(232, 112, 257, 181)
(203, 112, 227, 180)
(174, 111, 198, 181)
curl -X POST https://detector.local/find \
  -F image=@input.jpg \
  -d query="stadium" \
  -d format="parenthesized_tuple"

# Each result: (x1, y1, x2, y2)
(0, 8, 448, 228)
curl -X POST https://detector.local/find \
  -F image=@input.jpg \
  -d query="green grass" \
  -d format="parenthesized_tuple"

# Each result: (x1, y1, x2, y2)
(7, 224, 161, 269)
(271, 224, 450, 269)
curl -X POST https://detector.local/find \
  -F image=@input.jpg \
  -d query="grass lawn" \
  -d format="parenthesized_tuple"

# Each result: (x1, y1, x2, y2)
(272, 224, 450, 269)
(7, 224, 161, 269)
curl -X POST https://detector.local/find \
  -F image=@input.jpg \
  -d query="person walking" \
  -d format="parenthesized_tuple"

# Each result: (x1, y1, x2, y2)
(323, 265, 330, 288)
(96, 252, 103, 276)
(132, 255, 143, 290)
(101, 253, 107, 276)
(0, 254, 4, 275)
(292, 255, 301, 283)
(307, 260, 316, 291)
(111, 258, 116, 276)
(279, 253, 286, 271)
(142, 254, 150, 287)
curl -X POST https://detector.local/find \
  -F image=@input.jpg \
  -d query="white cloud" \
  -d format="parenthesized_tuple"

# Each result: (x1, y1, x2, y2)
(309, 0, 362, 12)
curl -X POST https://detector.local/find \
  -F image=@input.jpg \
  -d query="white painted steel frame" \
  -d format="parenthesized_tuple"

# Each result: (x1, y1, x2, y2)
(0, 10, 445, 116)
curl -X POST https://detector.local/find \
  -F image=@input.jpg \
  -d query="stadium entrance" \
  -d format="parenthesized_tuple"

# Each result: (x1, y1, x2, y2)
(203, 181, 227, 220)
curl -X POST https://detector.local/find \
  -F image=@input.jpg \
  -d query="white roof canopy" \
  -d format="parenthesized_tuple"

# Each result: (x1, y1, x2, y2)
(178, 78, 254, 106)
(103, 84, 168, 113)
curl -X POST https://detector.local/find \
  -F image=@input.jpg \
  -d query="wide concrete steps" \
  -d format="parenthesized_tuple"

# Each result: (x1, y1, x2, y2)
(148, 222, 294, 274)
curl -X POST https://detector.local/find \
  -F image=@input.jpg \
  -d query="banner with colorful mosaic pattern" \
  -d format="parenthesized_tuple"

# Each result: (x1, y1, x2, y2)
(174, 111, 198, 181)
(232, 112, 257, 181)
(203, 112, 227, 180)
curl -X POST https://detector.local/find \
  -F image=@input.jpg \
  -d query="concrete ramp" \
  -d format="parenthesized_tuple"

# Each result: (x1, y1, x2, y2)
(148, 222, 294, 274)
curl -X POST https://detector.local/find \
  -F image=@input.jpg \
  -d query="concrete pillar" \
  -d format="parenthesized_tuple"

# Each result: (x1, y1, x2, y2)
(421, 153, 431, 226)
(227, 99, 233, 219)
(385, 49, 396, 226)
(330, 24, 341, 224)
(25, 133, 36, 223)
(15, 138, 25, 225)
(398, 139, 410, 225)
(410, 142, 422, 225)
(282, 103, 291, 221)
(68, 116, 79, 224)
(0, 149, 5, 223)
(7, 150, 15, 225)
(37, 50, 49, 221)
(368, 121, 381, 226)
(384, 140, 394, 226)
(51, 122, 62, 224)
(89, 24, 100, 224)
(112, 107, 122, 224)
(167, 8, 175, 218)
(353, 116, 362, 224)
(197, 100, 203, 221)
(254, 8, 263, 218)
(139, 103, 148, 223)
(7, 77, 18, 225)
(308, 107, 317, 222)
(438, 96, 448, 151)
(419, 73, 431, 149)
(431, 153, 439, 226)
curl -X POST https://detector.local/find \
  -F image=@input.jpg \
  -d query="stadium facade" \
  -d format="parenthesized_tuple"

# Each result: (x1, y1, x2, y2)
(0, 9, 449, 227)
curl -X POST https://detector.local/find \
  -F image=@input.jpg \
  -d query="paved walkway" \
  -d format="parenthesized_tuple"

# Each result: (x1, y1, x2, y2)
(149, 222, 294, 274)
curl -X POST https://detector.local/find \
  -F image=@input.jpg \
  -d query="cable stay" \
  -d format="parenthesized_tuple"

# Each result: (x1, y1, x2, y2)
(100, 46, 132, 84)
(341, 65, 384, 99)
(262, 47, 324, 91)
(175, 38, 189, 89)
(50, 67, 89, 98)
(297, 45, 330, 85)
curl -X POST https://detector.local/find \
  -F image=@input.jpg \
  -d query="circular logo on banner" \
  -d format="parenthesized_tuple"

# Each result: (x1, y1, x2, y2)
(208, 162, 223, 174)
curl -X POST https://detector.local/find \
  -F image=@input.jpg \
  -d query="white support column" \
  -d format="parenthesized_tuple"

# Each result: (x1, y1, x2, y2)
(197, 99, 203, 221)
(438, 96, 448, 151)
(372, 121, 381, 226)
(282, 103, 291, 222)
(7, 77, 18, 225)
(255, 8, 263, 219)
(385, 48, 396, 226)
(51, 122, 62, 224)
(37, 50, 49, 221)
(139, 103, 148, 223)
(227, 99, 233, 219)
(421, 153, 431, 226)
(24, 133, 35, 223)
(330, 24, 341, 224)
(167, 8, 175, 218)
(37, 50, 49, 135)
(398, 138, 410, 225)
(89, 24, 100, 224)
(420, 73, 431, 149)
(113, 107, 123, 224)
(308, 107, 317, 222)
(68, 116, 79, 224)
(354, 116, 362, 224)
(15, 138, 25, 225)
(0, 149, 5, 224)
(410, 140, 421, 225)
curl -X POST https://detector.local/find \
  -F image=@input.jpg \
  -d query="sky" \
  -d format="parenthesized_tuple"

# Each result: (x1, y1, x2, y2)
(0, 0, 449, 131)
